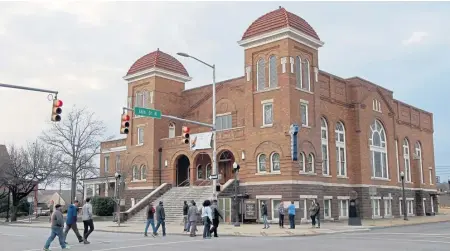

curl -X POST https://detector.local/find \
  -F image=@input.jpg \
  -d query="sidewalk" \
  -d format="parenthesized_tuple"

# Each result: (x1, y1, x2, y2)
(7, 214, 450, 237)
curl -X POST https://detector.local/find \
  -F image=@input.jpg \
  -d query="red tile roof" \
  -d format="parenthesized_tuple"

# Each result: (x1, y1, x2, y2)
(126, 49, 189, 77)
(242, 7, 320, 41)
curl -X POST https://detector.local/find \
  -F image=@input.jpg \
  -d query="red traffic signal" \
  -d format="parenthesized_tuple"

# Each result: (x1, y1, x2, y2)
(120, 114, 130, 134)
(182, 126, 190, 144)
(51, 99, 63, 122)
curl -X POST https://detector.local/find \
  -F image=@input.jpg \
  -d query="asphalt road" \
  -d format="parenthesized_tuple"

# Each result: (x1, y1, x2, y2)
(1, 222, 450, 251)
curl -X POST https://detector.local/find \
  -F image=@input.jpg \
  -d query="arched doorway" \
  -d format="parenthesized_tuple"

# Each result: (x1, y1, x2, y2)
(194, 153, 212, 186)
(218, 150, 235, 184)
(176, 155, 190, 186)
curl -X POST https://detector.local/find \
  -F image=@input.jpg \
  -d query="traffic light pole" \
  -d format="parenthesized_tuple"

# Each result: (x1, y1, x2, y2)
(122, 107, 214, 128)
(0, 83, 58, 95)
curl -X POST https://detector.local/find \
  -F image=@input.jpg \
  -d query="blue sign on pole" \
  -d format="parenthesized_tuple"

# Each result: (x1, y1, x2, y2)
(289, 124, 299, 161)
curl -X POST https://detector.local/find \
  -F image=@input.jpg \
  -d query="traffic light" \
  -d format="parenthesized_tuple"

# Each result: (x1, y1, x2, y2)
(182, 126, 190, 144)
(120, 114, 130, 134)
(51, 99, 63, 122)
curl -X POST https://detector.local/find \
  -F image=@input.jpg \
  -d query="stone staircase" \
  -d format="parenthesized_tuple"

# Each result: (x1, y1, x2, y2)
(128, 186, 213, 224)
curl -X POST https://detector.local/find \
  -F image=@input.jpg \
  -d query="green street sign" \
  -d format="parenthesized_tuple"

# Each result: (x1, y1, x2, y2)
(134, 107, 162, 119)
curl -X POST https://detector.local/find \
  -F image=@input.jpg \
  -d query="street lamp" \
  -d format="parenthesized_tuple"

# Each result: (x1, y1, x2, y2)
(400, 171, 408, 221)
(177, 52, 217, 199)
(232, 162, 240, 227)
(114, 172, 122, 226)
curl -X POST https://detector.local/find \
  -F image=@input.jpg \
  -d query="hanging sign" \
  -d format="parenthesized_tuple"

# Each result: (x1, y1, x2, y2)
(189, 132, 213, 151)
(289, 124, 299, 161)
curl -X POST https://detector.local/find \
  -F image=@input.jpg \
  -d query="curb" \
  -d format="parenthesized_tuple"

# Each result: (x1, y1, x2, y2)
(366, 219, 450, 230)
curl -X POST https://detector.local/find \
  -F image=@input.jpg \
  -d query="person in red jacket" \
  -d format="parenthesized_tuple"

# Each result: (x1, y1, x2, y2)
(144, 202, 156, 237)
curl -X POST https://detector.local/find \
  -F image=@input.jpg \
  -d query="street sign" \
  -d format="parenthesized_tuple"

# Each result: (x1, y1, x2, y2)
(134, 107, 162, 119)
(209, 174, 218, 180)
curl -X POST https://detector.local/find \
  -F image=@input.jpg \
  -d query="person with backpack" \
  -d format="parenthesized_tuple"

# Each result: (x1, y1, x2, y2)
(144, 202, 156, 237)
(209, 200, 223, 237)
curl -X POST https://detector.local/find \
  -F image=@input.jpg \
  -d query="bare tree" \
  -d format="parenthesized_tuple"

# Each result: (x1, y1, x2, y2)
(40, 106, 108, 203)
(0, 143, 59, 221)
(76, 164, 99, 201)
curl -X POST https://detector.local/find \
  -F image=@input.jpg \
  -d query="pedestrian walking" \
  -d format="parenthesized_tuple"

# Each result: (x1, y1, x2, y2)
(201, 200, 212, 239)
(144, 202, 156, 237)
(64, 200, 84, 244)
(209, 200, 223, 237)
(43, 204, 69, 250)
(309, 199, 320, 228)
(261, 201, 269, 229)
(187, 200, 198, 237)
(81, 198, 94, 244)
(154, 201, 166, 236)
(278, 202, 285, 228)
(288, 201, 296, 229)
(183, 201, 189, 232)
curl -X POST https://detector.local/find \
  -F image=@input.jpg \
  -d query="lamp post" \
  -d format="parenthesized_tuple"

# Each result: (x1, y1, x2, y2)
(177, 52, 217, 199)
(400, 171, 408, 221)
(114, 172, 122, 226)
(232, 162, 240, 227)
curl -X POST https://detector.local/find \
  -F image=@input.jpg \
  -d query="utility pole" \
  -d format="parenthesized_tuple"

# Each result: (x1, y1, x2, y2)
(58, 182, 61, 205)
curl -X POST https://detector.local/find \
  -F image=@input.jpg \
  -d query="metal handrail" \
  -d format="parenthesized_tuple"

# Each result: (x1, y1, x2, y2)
(197, 178, 211, 186)
(178, 178, 190, 187)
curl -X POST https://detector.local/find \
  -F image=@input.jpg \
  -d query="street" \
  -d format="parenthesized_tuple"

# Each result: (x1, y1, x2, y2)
(1, 222, 450, 251)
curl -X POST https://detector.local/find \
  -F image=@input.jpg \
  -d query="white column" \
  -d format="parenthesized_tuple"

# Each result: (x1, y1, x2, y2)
(245, 66, 251, 82)
(83, 184, 87, 200)
(104, 182, 109, 197)
(92, 184, 96, 196)
(281, 57, 287, 73)
(290, 57, 294, 73)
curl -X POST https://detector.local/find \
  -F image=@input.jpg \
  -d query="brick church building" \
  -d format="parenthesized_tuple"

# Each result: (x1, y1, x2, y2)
(84, 7, 438, 223)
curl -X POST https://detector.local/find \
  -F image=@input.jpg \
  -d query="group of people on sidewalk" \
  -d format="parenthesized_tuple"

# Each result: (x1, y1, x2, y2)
(143, 199, 223, 239)
(261, 199, 321, 229)
(43, 198, 95, 250)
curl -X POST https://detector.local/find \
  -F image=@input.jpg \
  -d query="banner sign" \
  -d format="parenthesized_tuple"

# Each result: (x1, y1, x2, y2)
(244, 199, 257, 220)
(289, 124, 299, 161)
(189, 132, 212, 151)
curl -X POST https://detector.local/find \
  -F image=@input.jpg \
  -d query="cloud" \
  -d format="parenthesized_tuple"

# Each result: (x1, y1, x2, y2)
(402, 31, 429, 45)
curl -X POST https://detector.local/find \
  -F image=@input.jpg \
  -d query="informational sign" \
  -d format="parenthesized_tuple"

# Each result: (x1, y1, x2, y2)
(289, 124, 299, 161)
(134, 107, 162, 119)
(189, 132, 212, 151)
(209, 174, 218, 180)
(244, 199, 257, 220)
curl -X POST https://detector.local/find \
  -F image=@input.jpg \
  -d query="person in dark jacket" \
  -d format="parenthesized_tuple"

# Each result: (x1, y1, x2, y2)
(144, 202, 156, 237)
(43, 204, 69, 250)
(261, 201, 269, 229)
(209, 200, 223, 237)
(64, 200, 84, 244)
(154, 201, 166, 236)
(183, 201, 189, 232)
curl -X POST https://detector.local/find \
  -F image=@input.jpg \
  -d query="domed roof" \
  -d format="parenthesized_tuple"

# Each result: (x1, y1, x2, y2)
(126, 49, 189, 77)
(242, 7, 320, 41)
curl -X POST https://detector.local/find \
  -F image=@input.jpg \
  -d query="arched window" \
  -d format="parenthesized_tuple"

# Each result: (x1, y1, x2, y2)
(335, 121, 347, 177)
(140, 165, 147, 180)
(269, 55, 278, 88)
(256, 58, 265, 91)
(295, 56, 302, 88)
(302, 59, 311, 91)
(206, 164, 212, 180)
(307, 153, 315, 173)
(403, 139, 411, 182)
(132, 165, 139, 181)
(168, 123, 175, 138)
(135, 91, 144, 108)
(369, 120, 388, 179)
(299, 152, 306, 172)
(415, 142, 424, 184)
(320, 117, 329, 175)
(257, 154, 266, 173)
(197, 165, 203, 180)
(270, 152, 280, 172)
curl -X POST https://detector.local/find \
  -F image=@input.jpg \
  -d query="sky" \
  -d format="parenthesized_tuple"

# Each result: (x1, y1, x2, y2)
(0, 1, 449, 183)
